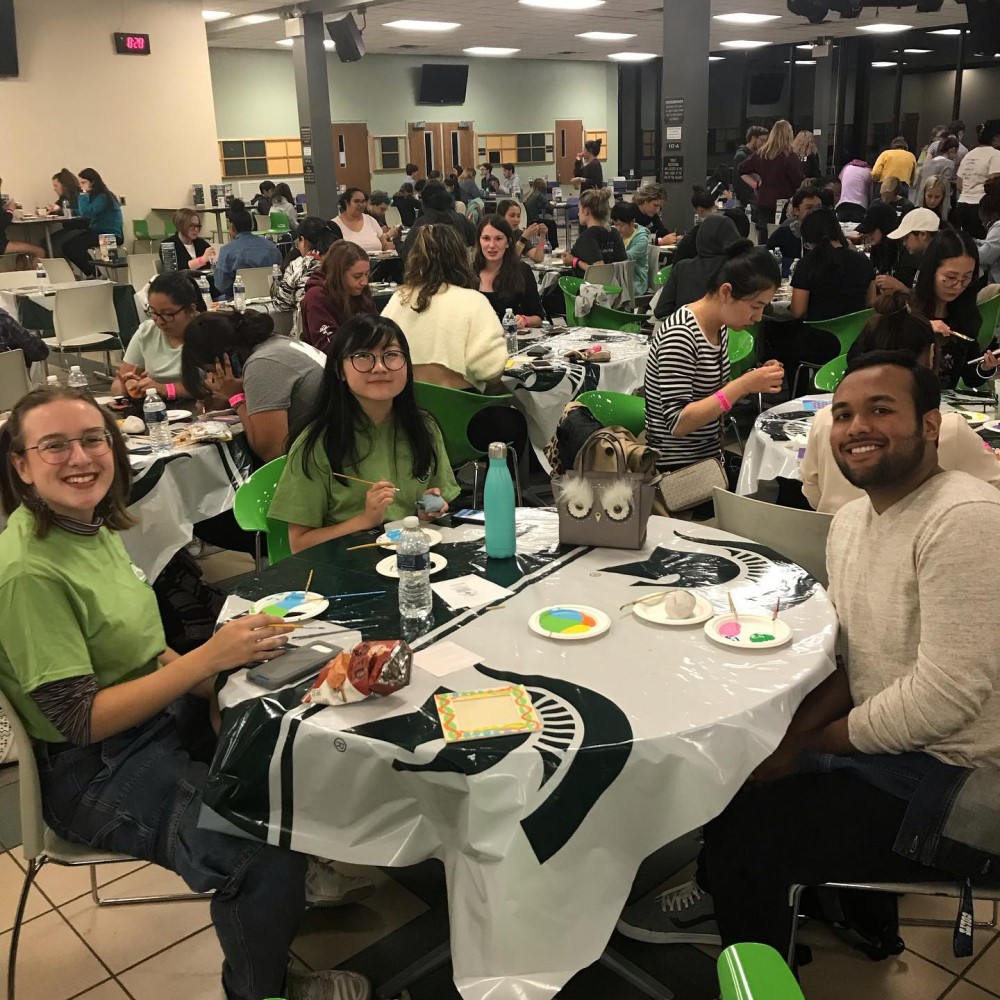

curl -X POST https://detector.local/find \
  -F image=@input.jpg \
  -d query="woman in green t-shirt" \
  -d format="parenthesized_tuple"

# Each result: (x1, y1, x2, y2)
(269, 314, 459, 553)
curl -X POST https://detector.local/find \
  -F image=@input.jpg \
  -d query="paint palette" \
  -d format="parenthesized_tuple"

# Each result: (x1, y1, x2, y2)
(251, 591, 329, 620)
(633, 592, 714, 627)
(529, 604, 611, 641)
(952, 410, 990, 428)
(704, 613, 792, 650)
(375, 553, 448, 578)
(376, 527, 443, 549)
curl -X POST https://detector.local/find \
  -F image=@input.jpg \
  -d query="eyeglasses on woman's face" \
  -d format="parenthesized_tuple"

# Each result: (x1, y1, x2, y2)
(23, 430, 113, 464)
(346, 349, 407, 373)
(938, 270, 974, 288)
(147, 305, 186, 323)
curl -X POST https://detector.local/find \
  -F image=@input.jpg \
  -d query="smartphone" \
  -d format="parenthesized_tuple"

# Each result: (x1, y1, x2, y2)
(246, 641, 340, 691)
(227, 353, 244, 378)
(452, 508, 486, 525)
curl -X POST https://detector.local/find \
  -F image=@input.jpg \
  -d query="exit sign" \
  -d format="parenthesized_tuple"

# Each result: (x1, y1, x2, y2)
(113, 32, 151, 55)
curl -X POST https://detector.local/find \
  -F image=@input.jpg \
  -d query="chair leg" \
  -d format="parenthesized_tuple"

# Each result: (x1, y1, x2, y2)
(509, 446, 524, 506)
(9, 857, 44, 1000)
(374, 941, 451, 999)
(787, 883, 807, 966)
(728, 416, 745, 454)
(599, 946, 675, 1000)
(89, 863, 212, 905)
(254, 533, 263, 576)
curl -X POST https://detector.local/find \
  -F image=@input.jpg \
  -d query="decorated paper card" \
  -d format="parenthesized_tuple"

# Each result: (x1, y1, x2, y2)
(435, 684, 542, 742)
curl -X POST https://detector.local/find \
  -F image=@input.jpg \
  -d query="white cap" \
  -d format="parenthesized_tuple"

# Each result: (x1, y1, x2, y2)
(146, 387, 157, 396)
(70, 365, 81, 372)
(887, 207, 941, 240)
(403, 515, 419, 529)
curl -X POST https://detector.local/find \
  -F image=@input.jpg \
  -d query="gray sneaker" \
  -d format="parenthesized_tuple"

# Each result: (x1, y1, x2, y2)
(286, 967, 372, 1000)
(615, 879, 722, 945)
(305, 858, 376, 908)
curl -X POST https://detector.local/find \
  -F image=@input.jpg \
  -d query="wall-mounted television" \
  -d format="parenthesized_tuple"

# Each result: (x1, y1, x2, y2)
(418, 64, 469, 105)
(0, 0, 18, 77)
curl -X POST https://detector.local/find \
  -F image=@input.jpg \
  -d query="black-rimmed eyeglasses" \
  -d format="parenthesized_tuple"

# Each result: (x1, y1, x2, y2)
(347, 350, 406, 373)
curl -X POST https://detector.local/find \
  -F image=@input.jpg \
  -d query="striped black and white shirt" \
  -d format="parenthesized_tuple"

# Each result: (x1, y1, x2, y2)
(644, 306, 729, 471)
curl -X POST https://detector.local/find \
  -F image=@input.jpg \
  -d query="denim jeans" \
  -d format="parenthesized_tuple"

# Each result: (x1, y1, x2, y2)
(35, 699, 307, 1000)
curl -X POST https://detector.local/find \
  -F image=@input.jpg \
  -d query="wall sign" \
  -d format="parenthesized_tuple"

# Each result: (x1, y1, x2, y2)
(303, 157, 316, 184)
(113, 32, 151, 55)
(665, 142, 682, 152)
(662, 156, 684, 183)
(300, 125, 312, 147)
(663, 98, 684, 127)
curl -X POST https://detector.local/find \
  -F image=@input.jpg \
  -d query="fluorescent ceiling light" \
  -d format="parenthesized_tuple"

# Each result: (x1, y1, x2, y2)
(708, 55, 725, 61)
(383, 19, 461, 30)
(796, 44, 813, 50)
(576, 31, 636, 40)
(608, 51, 657, 61)
(857, 23, 911, 34)
(720, 39, 771, 49)
(519, 0, 605, 9)
(872, 61, 898, 67)
(796, 59, 816, 64)
(929, 28, 961, 35)
(242, 13, 277, 24)
(201, 10, 230, 21)
(464, 46, 520, 55)
(713, 12, 780, 23)
(903, 48, 932, 53)
(276, 38, 336, 50)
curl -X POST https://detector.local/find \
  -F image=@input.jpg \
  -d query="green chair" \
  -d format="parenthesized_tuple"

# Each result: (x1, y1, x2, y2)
(131, 219, 168, 253)
(577, 390, 646, 437)
(580, 302, 643, 333)
(977, 292, 1000, 347)
(814, 354, 847, 392)
(233, 456, 291, 574)
(653, 264, 672, 288)
(727, 328, 756, 379)
(412, 382, 523, 506)
(718, 943, 804, 1000)
(797, 308, 873, 396)
(269, 211, 291, 235)
(558, 275, 623, 327)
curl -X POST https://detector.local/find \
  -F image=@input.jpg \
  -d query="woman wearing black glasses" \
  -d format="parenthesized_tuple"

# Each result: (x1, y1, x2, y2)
(268, 314, 458, 554)
(112, 271, 205, 400)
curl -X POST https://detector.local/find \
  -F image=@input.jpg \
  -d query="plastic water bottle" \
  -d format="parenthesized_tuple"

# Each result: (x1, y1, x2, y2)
(35, 260, 47, 283)
(233, 274, 246, 312)
(484, 442, 516, 559)
(161, 240, 178, 272)
(67, 366, 88, 391)
(397, 516, 432, 620)
(143, 388, 172, 455)
(271, 263, 281, 281)
(196, 273, 212, 309)
(62, 198, 71, 218)
(46, 374, 59, 387)
(502, 308, 518, 356)
(789, 258, 800, 279)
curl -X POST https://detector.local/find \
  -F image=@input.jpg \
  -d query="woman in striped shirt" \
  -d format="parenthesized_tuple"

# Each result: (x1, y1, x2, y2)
(644, 242, 784, 485)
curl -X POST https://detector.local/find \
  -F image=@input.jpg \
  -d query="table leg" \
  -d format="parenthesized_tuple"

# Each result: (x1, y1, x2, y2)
(373, 941, 450, 999)
(44, 228, 54, 257)
(599, 946, 676, 1000)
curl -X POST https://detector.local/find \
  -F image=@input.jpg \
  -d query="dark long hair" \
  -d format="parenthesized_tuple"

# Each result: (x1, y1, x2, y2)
(53, 168, 80, 205)
(320, 242, 375, 321)
(226, 198, 253, 233)
(0, 387, 134, 537)
(338, 187, 368, 213)
(274, 182, 295, 204)
(706, 240, 782, 298)
(78, 168, 118, 205)
(912, 228, 981, 337)
(148, 271, 207, 313)
(800, 207, 852, 280)
(297, 216, 341, 254)
(180, 309, 275, 400)
(849, 290, 935, 361)
(401, 225, 477, 313)
(291, 315, 437, 484)
(473, 215, 524, 300)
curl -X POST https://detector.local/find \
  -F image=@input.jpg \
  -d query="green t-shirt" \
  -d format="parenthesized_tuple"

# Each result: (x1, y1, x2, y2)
(269, 414, 460, 529)
(0, 507, 165, 743)
(122, 319, 183, 383)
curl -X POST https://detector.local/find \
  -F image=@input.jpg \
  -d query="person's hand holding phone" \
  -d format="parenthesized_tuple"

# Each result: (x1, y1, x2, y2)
(206, 353, 244, 399)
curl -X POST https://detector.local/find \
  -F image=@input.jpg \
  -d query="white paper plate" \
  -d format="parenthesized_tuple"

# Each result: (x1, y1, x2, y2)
(951, 409, 990, 428)
(529, 604, 611, 641)
(980, 420, 1000, 434)
(251, 590, 328, 620)
(704, 613, 792, 650)
(376, 553, 448, 578)
(377, 527, 443, 549)
(633, 592, 714, 627)
(94, 395, 115, 405)
(166, 409, 193, 422)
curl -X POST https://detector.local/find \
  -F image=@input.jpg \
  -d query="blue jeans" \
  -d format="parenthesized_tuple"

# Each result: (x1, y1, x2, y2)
(35, 699, 307, 1000)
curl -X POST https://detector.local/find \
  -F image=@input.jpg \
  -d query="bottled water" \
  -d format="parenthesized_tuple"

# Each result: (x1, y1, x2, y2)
(271, 263, 282, 281)
(67, 366, 88, 391)
(196, 273, 212, 309)
(484, 442, 516, 559)
(789, 258, 800, 279)
(161, 240, 178, 272)
(233, 274, 246, 312)
(35, 260, 47, 282)
(62, 198, 72, 218)
(143, 388, 172, 455)
(46, 375, 59, 387)
(502, 308, 518, 356)
(397, 516, 432, 619)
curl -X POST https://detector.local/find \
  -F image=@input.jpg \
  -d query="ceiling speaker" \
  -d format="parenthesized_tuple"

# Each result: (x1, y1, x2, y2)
(327, 13, 365, 63)
(962, 0, 1000, 54)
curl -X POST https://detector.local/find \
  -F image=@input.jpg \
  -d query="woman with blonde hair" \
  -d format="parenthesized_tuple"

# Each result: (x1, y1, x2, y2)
(561, 188, 627, 277)
(737, 120, 804, 241)
(633, 183, 679, 247)
(792, 129, 820, 178)
(381, 224, 506, 391)
(162, 207, 215, 270)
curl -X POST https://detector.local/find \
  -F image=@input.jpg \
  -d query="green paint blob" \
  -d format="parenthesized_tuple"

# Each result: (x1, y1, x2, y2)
(749, 632, 775, 643)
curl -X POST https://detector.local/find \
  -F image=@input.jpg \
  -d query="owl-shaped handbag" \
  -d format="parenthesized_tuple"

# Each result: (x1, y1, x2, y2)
(553, 429, 660, 550)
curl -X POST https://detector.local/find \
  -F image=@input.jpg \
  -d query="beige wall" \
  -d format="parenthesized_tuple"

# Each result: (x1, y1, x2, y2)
(1, 0, 220, 224)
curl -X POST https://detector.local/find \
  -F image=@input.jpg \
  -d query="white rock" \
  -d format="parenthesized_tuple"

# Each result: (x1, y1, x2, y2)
(662, 590, 697, 618)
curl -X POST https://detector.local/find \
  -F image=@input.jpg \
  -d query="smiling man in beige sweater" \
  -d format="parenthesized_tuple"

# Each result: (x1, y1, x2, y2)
(617, 351, 1000, 959)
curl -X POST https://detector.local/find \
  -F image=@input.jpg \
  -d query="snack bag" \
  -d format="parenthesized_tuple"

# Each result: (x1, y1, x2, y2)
(303, 640, 412, 706)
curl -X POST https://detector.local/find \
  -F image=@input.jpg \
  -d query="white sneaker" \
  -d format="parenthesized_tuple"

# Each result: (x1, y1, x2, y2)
(286, 967, 371, 1000)
(616, 879, 722, 945)
(305, 858, 376, 908)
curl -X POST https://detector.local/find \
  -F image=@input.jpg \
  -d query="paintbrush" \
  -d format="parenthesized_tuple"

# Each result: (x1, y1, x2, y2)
(728, 593, 740, 620)
(346, 540, 396, 551)
(968, 349, 1000, 365)
(948, 330, 975, 342)
(305, 590, 385, 601)
(773, 598, 781, 621)
(303, 570, 313, 598)
(619, 591, 670, 611)
(332, 471, 400, 492)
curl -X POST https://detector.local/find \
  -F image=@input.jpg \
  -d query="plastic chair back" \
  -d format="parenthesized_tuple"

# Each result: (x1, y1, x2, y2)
(0, 349, 31, 411)
(233, 456, 292, 567)
(718, 943, 804, 1000)
(804, 308, 873, 358)
(126, 253, 160, 291)
(384, 205, 402, 229)
(132, 219, 152, 240)
(0, 686, 47, 859)
(53, 283, 119, 347)
(236, 266, 273, 300)
(558, 275, 623, 326)
(653, 264, 672, 288)
(567, 197, 580, 224)
(39, 258, 75, 284)
(269, 212, 290, 234)
(253, 212, 272, 233)
(582, 302, 642, 332)
(577, 389, 646, 437)
(977, 292, 1000, 347)
(712, 487, 833, 588)
(814, 354, 847, 392)
(412, 381, 515, 467)
(727, 328, 756, 378)
(0, 272, 40, 291)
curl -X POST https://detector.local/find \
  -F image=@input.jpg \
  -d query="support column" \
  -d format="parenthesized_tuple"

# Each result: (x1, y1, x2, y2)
(660, 0, 710, 234)
(812, 48, 836, 173)
(290, 12, 338, 218)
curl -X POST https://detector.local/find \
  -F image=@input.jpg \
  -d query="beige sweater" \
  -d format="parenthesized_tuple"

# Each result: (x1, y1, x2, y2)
(381, 284, 507, 392)
(828, 471, 1000, 767)
(802, 406, 1000, 513)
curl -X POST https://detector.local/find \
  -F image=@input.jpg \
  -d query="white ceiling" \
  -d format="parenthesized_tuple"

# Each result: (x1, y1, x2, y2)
(203, 0, 975, 62)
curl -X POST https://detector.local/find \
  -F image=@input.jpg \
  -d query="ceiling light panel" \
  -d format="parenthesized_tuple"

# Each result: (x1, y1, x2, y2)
(576, 31, 637, 40)
(856, 23, 912, 34)
(608, 51, 657, 61)
(201, 10, 230, 21)
(720, 39, 771, 49)
(464, 46, 521, 55)
(383, 20, 461, 31)
(519, 0, 605, 9)
(713, 13, 781, 23)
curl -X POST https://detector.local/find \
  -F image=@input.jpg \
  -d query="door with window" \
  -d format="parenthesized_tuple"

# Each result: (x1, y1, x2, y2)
(408, 122, 476, 177)
(555, 119, 585, 185)
(331, 122, 372, 192)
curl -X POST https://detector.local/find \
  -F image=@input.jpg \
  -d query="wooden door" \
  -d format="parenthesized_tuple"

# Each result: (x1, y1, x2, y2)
(439, 122, 476, 174)
(555, 119, 585, 185)
(331, 122, 372, 192)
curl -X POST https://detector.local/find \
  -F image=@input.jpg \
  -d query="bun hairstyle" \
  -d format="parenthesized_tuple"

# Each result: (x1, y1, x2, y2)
(584, 138, 602, 157)
(420, 181, 453, 213)
(706, 241, 782, 298)
(297, 216, 341, 254)
(851, 290, 934, 361)
(180, 308, 275, 400)
(226, 198, 253, 233)
(691, 185, 716, 210)
(148, 271, 206, 313)
(579, 187, 613, 225)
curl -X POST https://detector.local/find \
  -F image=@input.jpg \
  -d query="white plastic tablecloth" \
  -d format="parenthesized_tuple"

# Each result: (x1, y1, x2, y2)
(0, 278, 114, 318)
(206, 511, 836, 1000)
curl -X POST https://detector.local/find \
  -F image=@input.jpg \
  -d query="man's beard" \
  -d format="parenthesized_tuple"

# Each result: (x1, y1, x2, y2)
(834, 430, 927, 491)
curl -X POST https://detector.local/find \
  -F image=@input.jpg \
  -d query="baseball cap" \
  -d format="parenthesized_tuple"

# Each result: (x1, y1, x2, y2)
(887, 207, 942, 240)
(856, 202, 900, 236)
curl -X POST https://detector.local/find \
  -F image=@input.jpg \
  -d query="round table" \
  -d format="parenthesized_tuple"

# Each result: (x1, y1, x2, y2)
(202, 510, 836, 1000)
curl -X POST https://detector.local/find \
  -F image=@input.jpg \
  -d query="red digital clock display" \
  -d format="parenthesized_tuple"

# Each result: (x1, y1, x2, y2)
(113, 32, 151, 55)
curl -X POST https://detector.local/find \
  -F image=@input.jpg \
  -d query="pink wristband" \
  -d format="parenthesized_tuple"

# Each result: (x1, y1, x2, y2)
(228, 393, 246, 409)
(165, 383, 176, 401)
(714, 390, 732, 413)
